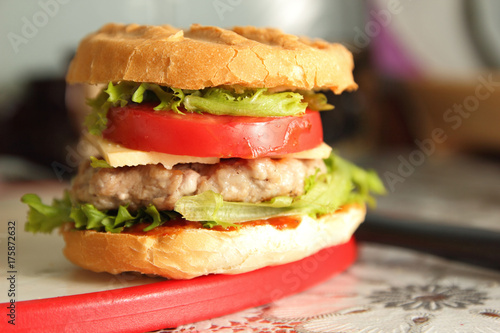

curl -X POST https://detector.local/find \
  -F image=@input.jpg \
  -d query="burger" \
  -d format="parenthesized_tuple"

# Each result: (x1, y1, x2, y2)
(22, 23, 384, 279)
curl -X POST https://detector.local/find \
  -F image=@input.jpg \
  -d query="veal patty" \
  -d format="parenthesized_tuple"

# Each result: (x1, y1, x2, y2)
(71, 158, 326, 211)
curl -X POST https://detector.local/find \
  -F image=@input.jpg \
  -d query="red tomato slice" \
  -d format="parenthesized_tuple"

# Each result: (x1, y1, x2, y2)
(103, 104, 323, 158)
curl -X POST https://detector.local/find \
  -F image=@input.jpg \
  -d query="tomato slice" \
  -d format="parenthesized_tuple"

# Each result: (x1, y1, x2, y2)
(102, 103, 323, 158)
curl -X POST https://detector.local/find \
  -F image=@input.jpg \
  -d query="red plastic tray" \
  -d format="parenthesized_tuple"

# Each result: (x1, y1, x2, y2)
(1, 238, 356, 333)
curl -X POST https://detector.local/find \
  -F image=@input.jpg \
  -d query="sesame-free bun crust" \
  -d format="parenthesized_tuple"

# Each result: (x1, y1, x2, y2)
(66, 23, 357, 93)
(61, 204, 365, 279)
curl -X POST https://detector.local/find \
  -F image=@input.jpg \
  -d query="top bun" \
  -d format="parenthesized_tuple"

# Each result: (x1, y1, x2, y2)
(66, 23, 357, 93)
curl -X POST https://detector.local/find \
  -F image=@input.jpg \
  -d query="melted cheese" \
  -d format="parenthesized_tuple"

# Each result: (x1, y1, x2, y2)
(86, 135, 332, 169)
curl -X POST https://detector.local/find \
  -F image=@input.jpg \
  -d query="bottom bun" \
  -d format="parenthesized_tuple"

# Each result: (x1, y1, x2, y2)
(61, 204, 365, 279)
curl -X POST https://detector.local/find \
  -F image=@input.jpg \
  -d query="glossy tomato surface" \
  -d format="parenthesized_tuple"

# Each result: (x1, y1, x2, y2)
(103, 104, 323, 158)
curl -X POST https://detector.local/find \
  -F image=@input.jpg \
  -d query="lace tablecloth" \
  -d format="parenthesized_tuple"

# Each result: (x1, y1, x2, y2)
(163, 242, 500, 333)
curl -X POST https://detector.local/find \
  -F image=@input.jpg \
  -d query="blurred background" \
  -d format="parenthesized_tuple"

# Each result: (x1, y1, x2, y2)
(1, 0, 499, 264)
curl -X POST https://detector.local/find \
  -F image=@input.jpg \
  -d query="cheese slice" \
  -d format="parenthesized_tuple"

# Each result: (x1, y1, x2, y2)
(86, 135, 332, 169)
(86, 135, 220, 169)
(273, 142, 332, 159)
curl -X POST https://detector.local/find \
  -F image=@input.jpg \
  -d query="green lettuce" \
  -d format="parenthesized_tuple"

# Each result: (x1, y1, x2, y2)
(22, 192, 180, 233)
(22, 152, 384, 233)
(85, 82, 333, 135)
(181, 88, 307, 116)
(89, 156, 112, 168)
(300, 90, 334, 111)
(22, 194, 72, 233)
(174, 153, 385, 225)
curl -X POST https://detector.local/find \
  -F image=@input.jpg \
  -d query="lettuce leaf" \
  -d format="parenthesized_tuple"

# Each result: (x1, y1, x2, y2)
(85, 90, 111, 136)
(182, 88, 307, 116)
(85, 82, 333, 134)
(22, 192, 180, 234)
(174, 153, 384, 225)
(300, 90, 334, 111)
(104, 81, 137, 106)
(89, 156, 112, 168)
(85, 82, 139, 135)
(21, 193, 72, 233)
(22, 153, 384, 232)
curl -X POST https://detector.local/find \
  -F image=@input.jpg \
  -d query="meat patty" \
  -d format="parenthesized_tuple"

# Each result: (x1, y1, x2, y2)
(71, 158, 326, 211)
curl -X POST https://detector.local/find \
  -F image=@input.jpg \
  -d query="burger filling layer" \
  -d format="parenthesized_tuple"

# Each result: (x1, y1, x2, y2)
(22, 82, 385, 233)
(71, 158, 326, 211)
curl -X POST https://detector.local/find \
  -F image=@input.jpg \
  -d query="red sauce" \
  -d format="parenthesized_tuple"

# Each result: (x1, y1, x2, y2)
(251, 215, 301, 230)
(122, 215, 302, 237)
